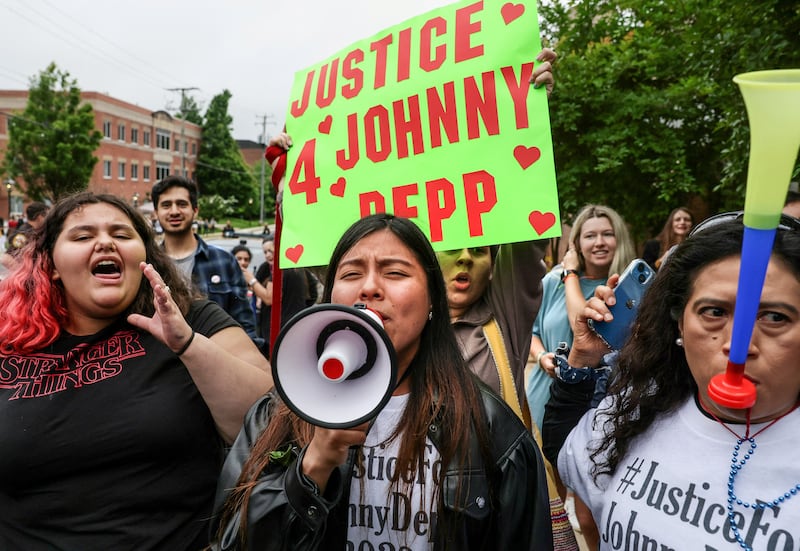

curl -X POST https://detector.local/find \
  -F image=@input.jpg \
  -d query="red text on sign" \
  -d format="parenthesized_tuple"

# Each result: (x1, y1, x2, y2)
(336, 63, 534, 170)
(289, 1, 486, 118)
(358, 170, 497, 242)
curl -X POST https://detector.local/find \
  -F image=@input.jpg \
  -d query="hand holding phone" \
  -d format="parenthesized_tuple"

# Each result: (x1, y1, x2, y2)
(587, 259, 654, 350)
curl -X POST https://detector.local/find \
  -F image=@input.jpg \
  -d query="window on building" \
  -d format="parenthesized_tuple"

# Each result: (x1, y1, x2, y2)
(131, 128, 139, 144)
(118, 161, 126, 180)
(143, 165, 151, 181)
(156, 162, 170, 181)
(103, 121, 112, 138)
(143, 130, 151, 147)
(117, 124, 125, 141)
(131, 163, 139, 181)
(191, 143, 196, 155)
(103, 160, 112, 179)
(156, 129, 170, 150)
(174, 138, 180, 152)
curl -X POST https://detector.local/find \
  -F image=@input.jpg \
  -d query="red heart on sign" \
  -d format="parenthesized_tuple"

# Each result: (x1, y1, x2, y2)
(285, 244, 304, 263)
(330, 177, 346, 197)
(501, 3, 525, 24)
(529, 211, 556, 235)
(514, 145, 541, 169)
(318, 115, 332, 134)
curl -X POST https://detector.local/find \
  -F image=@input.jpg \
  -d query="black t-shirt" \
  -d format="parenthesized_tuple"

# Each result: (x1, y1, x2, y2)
(0, 300, 237, 550)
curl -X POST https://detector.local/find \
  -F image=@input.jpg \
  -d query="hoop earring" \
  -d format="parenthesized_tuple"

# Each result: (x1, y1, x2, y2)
(675, 337, 684, 347)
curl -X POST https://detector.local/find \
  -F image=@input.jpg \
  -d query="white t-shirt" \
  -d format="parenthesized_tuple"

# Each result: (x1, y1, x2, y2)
(347, 393, 442, 550)
(559, 396, 800, 550)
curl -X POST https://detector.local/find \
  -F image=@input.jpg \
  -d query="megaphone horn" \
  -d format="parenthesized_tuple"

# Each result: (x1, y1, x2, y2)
(315, 313, 378, 382)
(272, 303, 398, 429)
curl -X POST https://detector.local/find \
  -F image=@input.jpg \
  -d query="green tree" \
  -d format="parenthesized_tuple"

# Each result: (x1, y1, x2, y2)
(198, 194, 237, 221)
(195, 90, 257, 214)
(1, 63, 103, 201)
(539, 0, 800, 241)
(175, 93, 203, 125)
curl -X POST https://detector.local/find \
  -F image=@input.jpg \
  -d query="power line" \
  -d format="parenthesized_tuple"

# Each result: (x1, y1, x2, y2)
(0, 65, 30, 87)
(0, 2, 169, 92)
(38, 0, 180, 86)
(0, 1, 261, 139)
(1, 110, 54, 130)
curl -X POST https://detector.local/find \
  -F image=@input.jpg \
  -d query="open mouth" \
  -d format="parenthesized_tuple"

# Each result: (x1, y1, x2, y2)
(92, 259, 122, 276)
(453, 273, 471, 290)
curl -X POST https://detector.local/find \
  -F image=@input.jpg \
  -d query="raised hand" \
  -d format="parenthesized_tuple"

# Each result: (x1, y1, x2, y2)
(127, 262, 194, 354)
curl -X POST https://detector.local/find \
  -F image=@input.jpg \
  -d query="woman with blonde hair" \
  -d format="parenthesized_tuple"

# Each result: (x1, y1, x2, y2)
(528, 204, 635, 428)
(527, 203, 635, 549)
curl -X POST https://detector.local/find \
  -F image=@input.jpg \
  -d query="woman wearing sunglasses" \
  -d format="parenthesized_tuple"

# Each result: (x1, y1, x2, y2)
(558, 212, 800, 550)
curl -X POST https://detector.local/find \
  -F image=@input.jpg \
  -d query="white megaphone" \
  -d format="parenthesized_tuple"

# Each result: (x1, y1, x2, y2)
(271, 303, 398, 429)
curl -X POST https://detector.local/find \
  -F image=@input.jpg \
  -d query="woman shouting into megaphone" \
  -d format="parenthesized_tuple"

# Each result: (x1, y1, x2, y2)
(211, 214, 553, 550)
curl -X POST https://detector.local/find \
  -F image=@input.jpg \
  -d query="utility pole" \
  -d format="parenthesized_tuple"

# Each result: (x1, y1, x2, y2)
(167, 87, 199, 177)
(256, 114, 276, 224)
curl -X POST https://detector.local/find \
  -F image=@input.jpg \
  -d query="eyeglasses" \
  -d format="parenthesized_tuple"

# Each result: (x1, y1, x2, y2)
(688, 210, 800, 237)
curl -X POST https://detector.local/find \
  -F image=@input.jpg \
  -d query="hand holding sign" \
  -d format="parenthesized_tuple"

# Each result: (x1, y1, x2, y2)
(280, 0, 559, 267)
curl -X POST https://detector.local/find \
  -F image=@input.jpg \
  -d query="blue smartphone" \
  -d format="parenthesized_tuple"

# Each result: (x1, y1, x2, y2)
(588, 259, 654, 350)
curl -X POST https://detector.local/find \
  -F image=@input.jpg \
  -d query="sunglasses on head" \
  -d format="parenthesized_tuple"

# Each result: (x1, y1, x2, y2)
(688, 210, 800, 237)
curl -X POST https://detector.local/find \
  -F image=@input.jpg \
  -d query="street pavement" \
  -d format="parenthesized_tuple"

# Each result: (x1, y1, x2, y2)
(203, 224, 274, 270)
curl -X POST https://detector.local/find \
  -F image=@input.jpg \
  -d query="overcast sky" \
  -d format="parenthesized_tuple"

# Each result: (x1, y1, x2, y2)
(0, 0, 454, 142)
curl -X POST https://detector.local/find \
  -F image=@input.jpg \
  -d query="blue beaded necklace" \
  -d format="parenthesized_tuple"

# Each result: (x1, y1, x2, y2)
(700, 395, 799, 551)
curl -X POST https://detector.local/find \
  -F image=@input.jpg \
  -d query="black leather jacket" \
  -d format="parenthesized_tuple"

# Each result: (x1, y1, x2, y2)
(210, 388, 553, 550)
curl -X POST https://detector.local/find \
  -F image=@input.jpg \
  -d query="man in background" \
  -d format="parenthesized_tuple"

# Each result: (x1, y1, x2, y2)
(7, 201, 49, 251)
(1, 201, 50, 271)
(152, 175, 259, 343)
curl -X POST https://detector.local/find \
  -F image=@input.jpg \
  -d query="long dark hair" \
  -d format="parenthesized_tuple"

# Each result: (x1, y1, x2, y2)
(655, 206, 694, 252)
(0, 192, 194, 354)
(591, 217, 800, 480)
(217, 214, 493, 546)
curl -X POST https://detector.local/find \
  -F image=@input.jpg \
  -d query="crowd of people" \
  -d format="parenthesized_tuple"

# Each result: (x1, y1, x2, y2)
(1, 42, 798, 551)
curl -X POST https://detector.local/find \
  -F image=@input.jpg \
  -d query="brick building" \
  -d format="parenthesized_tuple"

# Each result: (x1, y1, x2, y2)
(237, 139, 267, 167)
(0, 90, 201, 221)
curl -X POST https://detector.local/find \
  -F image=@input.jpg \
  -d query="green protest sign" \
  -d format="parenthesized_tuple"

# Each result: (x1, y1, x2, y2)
(280, 0, 559, 267)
